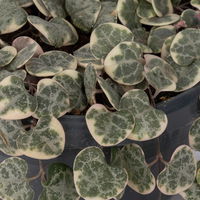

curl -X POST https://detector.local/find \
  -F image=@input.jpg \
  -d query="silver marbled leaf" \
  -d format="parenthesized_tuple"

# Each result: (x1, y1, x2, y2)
(0, 69, 26, 82)
(137, 0, 156, 19)
(0, 46, 17, 67)
(181, 9, 200, 28)
(152, 0, 173, 17)
(161, 35, 175, 59)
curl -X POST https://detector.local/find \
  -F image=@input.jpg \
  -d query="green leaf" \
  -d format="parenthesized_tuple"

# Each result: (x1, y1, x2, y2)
(121, 144, 156, 194)
(191, 0, 200, 10)
(0, 157, 34, 200)
(73, 43, 103, 70)
(86, 104, 135, 146)
(0, 75, 36, 120)
(157, 145, 197, 195)
(73, 147, 128, 200)
(26, 50, 77, 77)
(90, 22, 134, 59)
(53, 70, 87, 111)
(181, 9, 200, 28)
(144, 54, 177, 93)
(7, 43, 38, 71)
(39, 163, 80, 200)
(117, 0, 141, 29)
(161, 35, 175, 59)
(65, 0, 101, 32)
(0, 1, 27, 34)
(119, 89, 168, 141)
(147, 25, 176, 53)
(0, 46, 17, 67)
(137, 0, 156, 19)
(17, 116, 65, 159)
(84, 64, 97, 105)
(189, 117, 200, 152)
(98, 77, 122, 110)
(0, 119, 25, 156)
(152, 0, 173, 17)
(180, 181, 200, 200)
(33, 0, 50, 16)
(0, 69, 26, 82)
(140, 14, 180, 26)
(34, 79, 70, 119)
(170, 28, 200, 66)
(104, 41, 144, 85)
(28, 16, 78, 48)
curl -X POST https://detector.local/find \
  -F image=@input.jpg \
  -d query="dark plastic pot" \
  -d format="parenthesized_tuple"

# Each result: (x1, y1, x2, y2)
(0, 84, 200, 200)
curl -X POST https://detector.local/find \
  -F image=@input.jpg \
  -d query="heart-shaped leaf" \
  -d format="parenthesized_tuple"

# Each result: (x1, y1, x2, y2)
(120, 144, 156, 194)
(12, 36, 44, 57)
(17, 116, 65, 159)
(189, 117, 200, 152)
(0, 46, 17, 67)
(73, 146, 128, 200)
(33, 0, 50, 16)
(34, 79, 70, 119)
(7, 43, 38, 71)
(140, 14, 180, 26)
(86, 104, 134, 146)
(28, 16, 78, 48)
(73, 43, 103, 70)
(181, 9, 200, 28)
(161, 35, 175, 59)
(0, 75, 36, 120)
(137, 0, 156, 19)
(152, 0, 173, 17)
(157, 145, 197, 195)
(104, 41, 144, 85)
(191, 0, 200, 10)
(26, 50, 77, 77)
(65, 0, 101, 32)
(0, 69, 26, 82)
(84, 64, 97, 105)
(119, 89, 168, 141)
(98, 77, 122, 110)
(0, 119, 25, 156)
(117, 0, 141, 30)
(41, 0, 67, 18)
(0, 157, 34, 200)
(39, 163, 80, 200)
(90, 23, 134, 59)
(147, 25, 176, 53)
(170, 28, 200, 66)
(53, 70, 87, 112)
(0, 1, 27, 34)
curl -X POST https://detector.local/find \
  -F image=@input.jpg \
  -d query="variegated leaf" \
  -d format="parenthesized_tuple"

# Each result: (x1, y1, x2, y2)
(137, 0, 156, 19)
(84, 64, 97, 105)
(181, 9, 200, 28)
(33, 0, 50, 16)
(0, 157, 34, 200)
(12, 36, 43, 57)
(65, 0, 101, 32)
(73, 147, 128, 200)
(39, 163, 80, 200)
(121, 144, 156, 194)
(94, 0, 117, 29)
(147, 25, 176, 53)
(28, 16, 78, 48)
(0, 75, 36, 120)
(0, 46, 17, 67)
(189, 117, 200, 152)
(191, 0, 200, 10)
(73, 43, 103, 70)
(119, 89, 168, 141)
(0, 119, 25, 156)
(0, 69, 26, 82)
(53, 70, 87, 111)
(104, 41, 144, 85)
(140, 14, 180, 26)
(117, 0, 141, 30)
(152, 0, 173, 17)
(34, 79, 70, 119)
(15, 0, 33, 7)
(170, 28, 200, 66)
(98, 77, 121, 110)
(0, 1, 27, 34)
(86, 104, 134, 146)
(26, 51, 77, 77)
(90, 23, 134, 59)
(7, 43, 38, 71)
(41, 0, 67, 18)
(17, 116, 65, 159)
(144, 54, 177, 93)
(157, 145, 197, 195)
(180, 181, 200, 200)
(161, 35, 175, 59)
(166, 56, 200, 92)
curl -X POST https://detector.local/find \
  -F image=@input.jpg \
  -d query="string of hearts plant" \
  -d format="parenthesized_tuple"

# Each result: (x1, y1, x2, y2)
(0, 0, 200, 200)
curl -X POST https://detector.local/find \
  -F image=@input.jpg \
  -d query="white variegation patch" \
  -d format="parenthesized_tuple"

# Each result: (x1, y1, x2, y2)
(161, 35, 175, 59)
(0, 46, 17, 67)
(0, 69, 26, 82)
